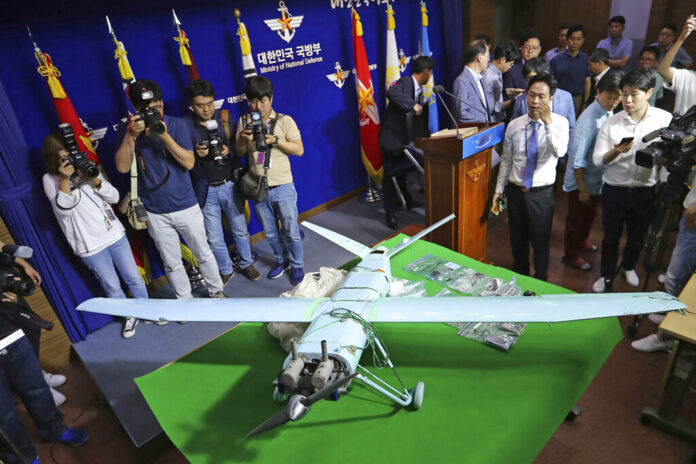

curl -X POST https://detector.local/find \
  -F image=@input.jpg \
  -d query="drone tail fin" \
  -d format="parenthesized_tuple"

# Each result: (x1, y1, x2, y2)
(301, 221, 372, 259)
(386, 214, 456, 258)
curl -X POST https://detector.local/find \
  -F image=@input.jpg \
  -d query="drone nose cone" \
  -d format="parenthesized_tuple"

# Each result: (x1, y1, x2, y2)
(288, 395, 310, 421)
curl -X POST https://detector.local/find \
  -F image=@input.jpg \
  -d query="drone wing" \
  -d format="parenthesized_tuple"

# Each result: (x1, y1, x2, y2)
(366, 292, 684, 323)
(302, 220, 371, 259)
(77, 297, 328, 323)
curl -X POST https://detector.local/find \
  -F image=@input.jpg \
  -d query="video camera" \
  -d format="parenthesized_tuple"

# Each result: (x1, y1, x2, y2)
(0, 245, 35, 297)
(58, 124, 100, 179)
(199, 120, 226, 168)
(635, 105, 696, 180)
(0, 245, 54, 331)
(244, 111, 268, 153)
(134, 90, 165, 136)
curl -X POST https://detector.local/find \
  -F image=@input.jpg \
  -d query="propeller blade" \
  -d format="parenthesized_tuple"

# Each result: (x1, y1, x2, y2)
(246, 407, 291, 438)
(302, 372, 358, 407)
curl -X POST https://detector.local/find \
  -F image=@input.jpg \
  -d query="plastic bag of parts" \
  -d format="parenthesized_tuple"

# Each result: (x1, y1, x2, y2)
(495, 276, 523, 297)
(447, 268, 490, 294)
(389, 277, 427, 297)
(456, 322, 526, 352)
(403, 254, 462, 284)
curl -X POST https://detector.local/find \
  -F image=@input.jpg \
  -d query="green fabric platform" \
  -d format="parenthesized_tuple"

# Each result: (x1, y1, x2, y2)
(136, 236, 622, 463)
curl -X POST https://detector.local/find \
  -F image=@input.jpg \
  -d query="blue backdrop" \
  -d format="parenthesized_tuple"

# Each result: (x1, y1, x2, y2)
(0, 0, 453, 340)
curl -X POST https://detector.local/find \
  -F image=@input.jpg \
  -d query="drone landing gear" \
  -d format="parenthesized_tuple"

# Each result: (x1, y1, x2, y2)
(355, 337, 424, 409)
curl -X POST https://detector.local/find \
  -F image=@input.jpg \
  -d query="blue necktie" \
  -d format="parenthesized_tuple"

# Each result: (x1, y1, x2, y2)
(524, 121, 540, 189)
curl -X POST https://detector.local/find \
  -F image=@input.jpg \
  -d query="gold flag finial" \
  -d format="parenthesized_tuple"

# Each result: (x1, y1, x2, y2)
(420, 1, 429, 27)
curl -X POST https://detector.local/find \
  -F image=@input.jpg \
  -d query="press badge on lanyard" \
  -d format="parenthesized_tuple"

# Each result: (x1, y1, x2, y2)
(81, 187, 114, 231)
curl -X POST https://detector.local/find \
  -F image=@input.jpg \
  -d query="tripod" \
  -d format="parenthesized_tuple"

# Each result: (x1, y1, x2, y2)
(625, 179, 687, 338)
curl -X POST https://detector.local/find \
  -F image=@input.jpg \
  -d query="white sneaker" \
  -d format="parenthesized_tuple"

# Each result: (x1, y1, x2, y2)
(592, 277, 606, 293)
(631, 333, 673, 352)
(43, 371, 66, 388)
(622, 269, 640, 287)
(648, 314, 666, 325)
(50, 387, 66, 407)
(122, 318, 138, 339)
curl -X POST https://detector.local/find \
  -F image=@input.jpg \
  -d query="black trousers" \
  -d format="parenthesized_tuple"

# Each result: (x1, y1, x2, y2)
(381, 148, 421, 218)
(506, 183, 555, 281)
(600, 184, 655, 278)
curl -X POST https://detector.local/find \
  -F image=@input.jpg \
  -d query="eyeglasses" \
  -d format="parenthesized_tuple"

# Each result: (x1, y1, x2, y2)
(522, 45, 540, 51)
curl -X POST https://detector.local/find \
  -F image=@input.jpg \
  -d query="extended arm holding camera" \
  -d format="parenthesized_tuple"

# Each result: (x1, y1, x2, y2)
(0, 239, 40, 287)
(658, 15, 695, 84)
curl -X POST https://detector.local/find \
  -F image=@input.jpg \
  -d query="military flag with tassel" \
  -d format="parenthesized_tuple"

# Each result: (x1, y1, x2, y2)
(351, 9, 383, 186)
(172, 10, 201, 82)
(385, 1, 401, 93)
(234, 9, 257, 81)
(29, 27, 100, 164)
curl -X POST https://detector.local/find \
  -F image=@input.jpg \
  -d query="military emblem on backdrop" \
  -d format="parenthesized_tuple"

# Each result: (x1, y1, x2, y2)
(264, 1, 304, 43)
(326, 62, 351, 89)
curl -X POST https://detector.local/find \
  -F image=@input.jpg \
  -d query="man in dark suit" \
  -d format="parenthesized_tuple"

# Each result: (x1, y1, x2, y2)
(452, 43, 491, 123)
(379, 55, 435, 230)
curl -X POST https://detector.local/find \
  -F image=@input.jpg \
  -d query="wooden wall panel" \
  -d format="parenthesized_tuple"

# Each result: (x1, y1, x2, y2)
(0, 217, 71, 370)
(507, 0, 612, 55)
(463, 0, 497, 44)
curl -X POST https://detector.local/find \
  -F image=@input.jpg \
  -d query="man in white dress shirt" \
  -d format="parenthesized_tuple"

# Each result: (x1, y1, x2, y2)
(493, 73, 570, 281)
(591, 69, 673, 293)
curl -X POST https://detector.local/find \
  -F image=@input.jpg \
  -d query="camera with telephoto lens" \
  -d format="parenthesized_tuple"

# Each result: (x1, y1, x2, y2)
(135, 90, 165, 135)
(244, 111, 268, 153)
(199, 120, 226, 168)
(635, 105, 696, 180)
(58, 124, 100, 179)
(0, 245, 35, 297)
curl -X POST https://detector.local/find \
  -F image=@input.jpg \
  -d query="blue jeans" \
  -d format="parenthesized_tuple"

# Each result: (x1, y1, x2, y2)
(254, 182, 304, 268)
(81, 235, 148, 299)
(665, 218, 696, 296)
(202, 181, 253, 273)
(0, 336, 64, 463)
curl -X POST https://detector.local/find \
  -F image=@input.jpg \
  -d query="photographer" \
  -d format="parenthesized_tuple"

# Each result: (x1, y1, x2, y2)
(115, 79, 224, 299)
(632, 185, 696, 352)
(235, 76, 305, 285)
(41, 131, 148, 338)
(591, 69, 673, 293)
(0, 241, 87, 464)
(182, 80, 259, 285)
(658, 15, 696, 115)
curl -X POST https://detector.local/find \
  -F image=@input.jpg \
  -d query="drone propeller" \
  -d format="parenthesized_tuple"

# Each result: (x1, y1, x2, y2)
(246, 373, 358, 438)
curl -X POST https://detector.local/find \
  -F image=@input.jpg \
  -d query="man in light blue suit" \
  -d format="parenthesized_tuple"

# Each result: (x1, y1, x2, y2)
(452, 42, 492, 123)
(512, 57, 576, 152)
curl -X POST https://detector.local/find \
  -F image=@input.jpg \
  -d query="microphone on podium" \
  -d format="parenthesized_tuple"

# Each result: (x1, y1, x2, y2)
(433, 85, 490, 130)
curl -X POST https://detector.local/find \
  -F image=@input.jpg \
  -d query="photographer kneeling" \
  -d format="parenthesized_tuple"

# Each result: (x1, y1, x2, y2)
(0, 242, 87, 464)
(42, 129, 148, 338)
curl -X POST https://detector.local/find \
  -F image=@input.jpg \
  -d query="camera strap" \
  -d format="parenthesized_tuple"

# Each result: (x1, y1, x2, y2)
(136, 147, 171, 191)
(262, 113, 284, 172)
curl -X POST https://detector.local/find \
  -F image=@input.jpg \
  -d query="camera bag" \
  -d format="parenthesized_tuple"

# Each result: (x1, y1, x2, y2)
(239, 114, 283, 202)
(118, 154, 149, 230)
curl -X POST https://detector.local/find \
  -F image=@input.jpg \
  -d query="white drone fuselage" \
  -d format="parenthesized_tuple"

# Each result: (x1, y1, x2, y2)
(281, 247, 393, 379)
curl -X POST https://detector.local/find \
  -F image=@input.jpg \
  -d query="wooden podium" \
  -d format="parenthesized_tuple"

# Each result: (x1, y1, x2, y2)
(415, 122, 505, 261)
